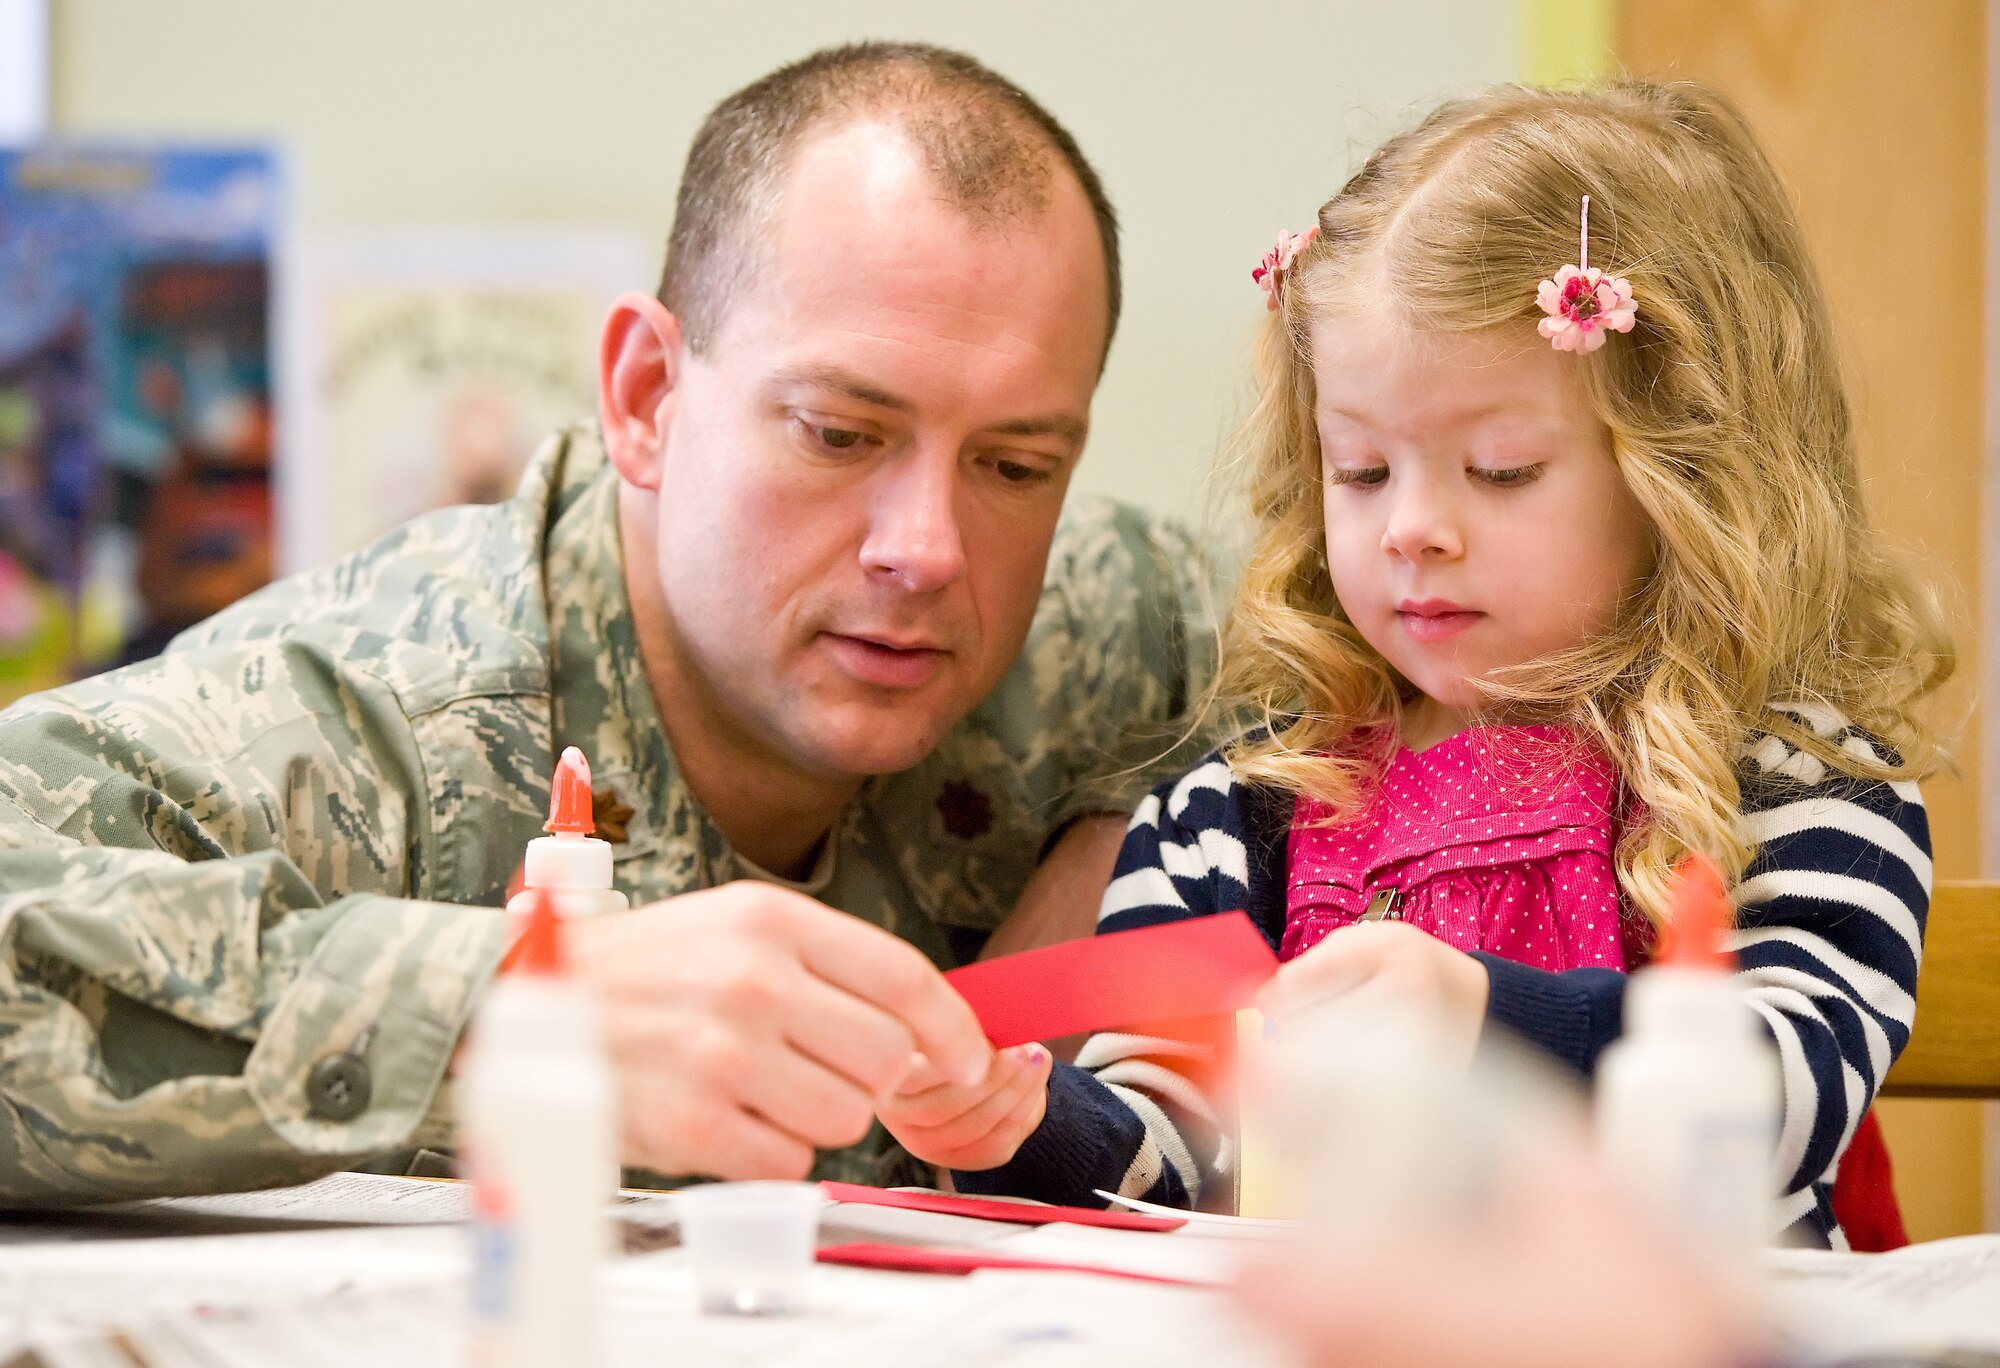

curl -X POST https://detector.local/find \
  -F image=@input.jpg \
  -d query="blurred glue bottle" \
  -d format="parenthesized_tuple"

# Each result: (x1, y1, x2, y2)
(462, 889, 617, 1368)
(507, 747, 629, 920)
(1596, 853, 1781, 1266)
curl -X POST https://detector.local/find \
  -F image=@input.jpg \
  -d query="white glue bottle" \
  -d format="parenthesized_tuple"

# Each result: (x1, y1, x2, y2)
(462, 889, 618, 1368)
(507, 746, 628, 920)
(1596, 853, 1781, 1268)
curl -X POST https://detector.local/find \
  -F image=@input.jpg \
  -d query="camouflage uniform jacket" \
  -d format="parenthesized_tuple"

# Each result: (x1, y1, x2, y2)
(0, 424, 1217, 1204)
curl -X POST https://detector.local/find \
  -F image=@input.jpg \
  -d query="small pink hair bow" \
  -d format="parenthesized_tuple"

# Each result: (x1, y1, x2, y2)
(1536, 196, 1637, 353)
(1252, 226, 1318, 311)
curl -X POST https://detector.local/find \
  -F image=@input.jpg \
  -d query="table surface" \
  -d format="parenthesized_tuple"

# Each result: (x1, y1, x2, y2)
(7, 1174, 2000, 1365)
(0, 1174, 1294, 1367)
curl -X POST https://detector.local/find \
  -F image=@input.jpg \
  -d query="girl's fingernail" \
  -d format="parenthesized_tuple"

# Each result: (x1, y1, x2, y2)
(1024, 1043, 1047, 1065)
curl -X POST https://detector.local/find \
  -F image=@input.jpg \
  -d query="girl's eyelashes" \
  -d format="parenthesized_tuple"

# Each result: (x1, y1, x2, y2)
(1472, 462, 1546, 487)
(1322, 461, 1546, 489)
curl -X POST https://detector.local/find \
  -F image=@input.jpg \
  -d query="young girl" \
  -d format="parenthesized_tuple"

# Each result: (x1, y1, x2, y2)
(876, 80, 1952, 1250)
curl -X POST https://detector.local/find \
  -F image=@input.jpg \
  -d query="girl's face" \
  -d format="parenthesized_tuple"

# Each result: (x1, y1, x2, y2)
(1309, 312, 1655, 750)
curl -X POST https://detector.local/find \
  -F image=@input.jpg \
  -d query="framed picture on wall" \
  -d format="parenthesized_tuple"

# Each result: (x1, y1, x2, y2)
(280, 232, 649, 573)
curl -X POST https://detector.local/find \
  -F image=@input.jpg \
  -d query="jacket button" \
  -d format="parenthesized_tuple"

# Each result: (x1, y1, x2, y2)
(305, 1055, 372, 1121)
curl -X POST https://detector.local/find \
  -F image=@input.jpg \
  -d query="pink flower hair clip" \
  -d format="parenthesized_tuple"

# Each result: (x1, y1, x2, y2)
(1536, 195, 1637, 353)
(1252, 226, 1318, 311)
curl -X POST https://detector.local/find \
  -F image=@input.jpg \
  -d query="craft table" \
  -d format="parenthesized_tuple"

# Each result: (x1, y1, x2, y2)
(0, 1174, 1292, 1367)
(8, 1173, 2000, 1365)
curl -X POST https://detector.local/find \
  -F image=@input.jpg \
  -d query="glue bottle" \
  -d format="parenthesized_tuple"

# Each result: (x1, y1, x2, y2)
(462, 889, 617, 1368)
(1596, 853, 1781, 1266)
(507, 746, 628, 920)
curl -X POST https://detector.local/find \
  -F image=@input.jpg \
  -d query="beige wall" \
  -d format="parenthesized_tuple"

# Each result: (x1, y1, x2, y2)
(48, 0, 1518, 528)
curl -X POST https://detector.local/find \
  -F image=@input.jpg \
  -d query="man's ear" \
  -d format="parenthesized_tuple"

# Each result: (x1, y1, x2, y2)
(597, 292, 686, 492)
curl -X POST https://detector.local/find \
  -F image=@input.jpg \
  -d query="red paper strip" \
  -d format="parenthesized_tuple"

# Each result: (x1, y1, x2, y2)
(815, 1241, 1206, 1287)
(819, 1181, 1185, 1232)
(945, 911, 1278, 1048)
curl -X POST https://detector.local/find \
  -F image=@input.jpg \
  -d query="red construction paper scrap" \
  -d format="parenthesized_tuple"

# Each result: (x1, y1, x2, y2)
(945, 911, 1278, 1048)
(819, 1181, 1185, 1232)
(815, 1241, 1207, 1287)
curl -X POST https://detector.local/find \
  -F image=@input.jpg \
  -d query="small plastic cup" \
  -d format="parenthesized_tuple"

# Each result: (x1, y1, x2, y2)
(676, 1181, 824, 1316)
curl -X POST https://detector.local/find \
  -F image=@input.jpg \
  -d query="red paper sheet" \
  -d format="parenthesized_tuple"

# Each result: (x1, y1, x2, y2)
(945, 911, 1278, 1048)
(819, 1181, 1185, 1232)
(816, 1241, 1207, 1287)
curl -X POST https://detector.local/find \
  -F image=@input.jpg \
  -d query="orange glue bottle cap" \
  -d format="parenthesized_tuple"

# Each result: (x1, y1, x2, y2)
(546, 746, 595, 836)
(519, 747, 617, 896)
(1658, 852, 1734, 972)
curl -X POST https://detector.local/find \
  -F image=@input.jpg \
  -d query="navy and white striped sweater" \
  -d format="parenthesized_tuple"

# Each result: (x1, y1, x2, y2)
(957, 708, 1930, 1249)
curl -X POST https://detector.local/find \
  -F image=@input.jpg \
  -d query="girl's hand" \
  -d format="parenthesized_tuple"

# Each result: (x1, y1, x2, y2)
(879, 1042, 1054, 1172)
(1258, 921, 1491, 1054)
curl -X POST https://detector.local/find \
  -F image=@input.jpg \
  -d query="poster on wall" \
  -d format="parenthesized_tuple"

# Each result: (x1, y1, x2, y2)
(281, 233, 647, 573)
(0, 145, 278, 704)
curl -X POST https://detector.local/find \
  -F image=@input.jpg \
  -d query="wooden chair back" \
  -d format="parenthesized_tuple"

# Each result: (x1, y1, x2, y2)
(1881, 881, 2000, 1098)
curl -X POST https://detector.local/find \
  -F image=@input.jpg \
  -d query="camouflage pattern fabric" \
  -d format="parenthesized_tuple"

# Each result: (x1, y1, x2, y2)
(0, 423, 1219, 1203)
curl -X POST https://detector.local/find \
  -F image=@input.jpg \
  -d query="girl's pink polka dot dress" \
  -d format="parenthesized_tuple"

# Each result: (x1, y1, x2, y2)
(1283, 725, 1641, 972)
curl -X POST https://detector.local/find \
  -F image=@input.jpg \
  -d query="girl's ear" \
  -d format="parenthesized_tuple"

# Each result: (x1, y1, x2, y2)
(596, 292, 685, 492)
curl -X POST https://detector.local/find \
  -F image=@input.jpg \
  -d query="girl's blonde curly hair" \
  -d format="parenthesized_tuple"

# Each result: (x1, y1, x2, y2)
(1219, 80, 1954, 923)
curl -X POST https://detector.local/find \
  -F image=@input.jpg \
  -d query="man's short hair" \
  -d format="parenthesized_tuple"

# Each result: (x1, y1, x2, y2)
(658, 41, 1121, 359)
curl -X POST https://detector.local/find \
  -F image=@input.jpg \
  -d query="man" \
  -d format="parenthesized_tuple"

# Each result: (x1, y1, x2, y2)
(0, 43, 1214, 1202)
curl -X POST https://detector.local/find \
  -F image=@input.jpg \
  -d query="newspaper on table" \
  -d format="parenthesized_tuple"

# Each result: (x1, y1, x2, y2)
(0, 1174, 1286, 1368)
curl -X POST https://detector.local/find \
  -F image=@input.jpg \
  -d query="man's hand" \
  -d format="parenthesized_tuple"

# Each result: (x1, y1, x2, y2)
(563, 881, 990, 1180)
(877, 1042, 1053, 1172)
(1258, 921, 1490, 1055)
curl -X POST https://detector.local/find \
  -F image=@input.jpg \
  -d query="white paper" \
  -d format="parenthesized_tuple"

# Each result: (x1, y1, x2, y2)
(1766, 1235, 2000, 1355)
(111, 1171, 472, 1228)
(0, 1222, 466, 1355)
(58, 1194, 2000, 1367)
(859, 1270, 1290, 1368)
(23, 1261, 1288, 1368)
(1093, 1189, 1303, 1237)
(990, 1223, 1262, 1286)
